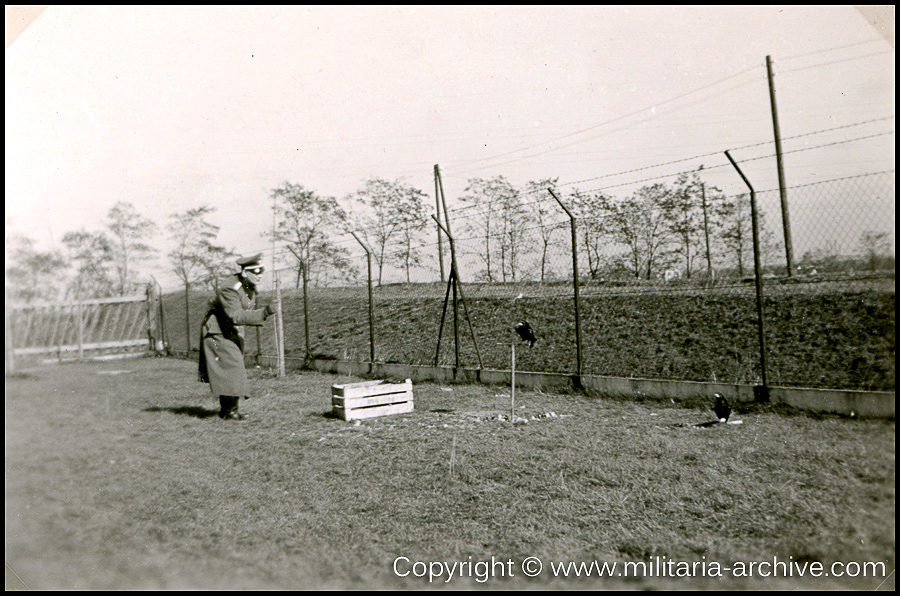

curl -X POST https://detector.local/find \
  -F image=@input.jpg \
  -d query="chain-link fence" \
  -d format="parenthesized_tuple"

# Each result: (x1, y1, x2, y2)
(162, 169, 893, 392)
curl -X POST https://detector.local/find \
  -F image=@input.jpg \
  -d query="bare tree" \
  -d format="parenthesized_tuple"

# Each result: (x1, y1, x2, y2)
(168, 206, 222, 286)
(661, 171, 705, 280)
(458, 176, 520, 282)
(105, 201, 158, 295)
(269, 182, 351, 289)
(167, 206, 233, 350)
(717, 194, 778, 277)
(858, 230, 892, 272)
(61, 230, 115, 299)
(609, 184, 672, 279)
(496, 184, 529, 282)
(523, 177, 562, 282)
(197, 242, 239, 292)
(6, 233, 67, 303)
(569, 189, 615, 279)
(716, 194, 749, 277)
(349, 177, 428, 284)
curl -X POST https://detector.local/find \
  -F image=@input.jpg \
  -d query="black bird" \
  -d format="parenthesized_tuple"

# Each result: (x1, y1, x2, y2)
(713, 394, 732, 422)
(515, 321, 537, 348)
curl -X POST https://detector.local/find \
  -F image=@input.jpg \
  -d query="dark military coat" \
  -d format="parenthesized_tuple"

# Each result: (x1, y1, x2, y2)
(198, 274, 268, 397)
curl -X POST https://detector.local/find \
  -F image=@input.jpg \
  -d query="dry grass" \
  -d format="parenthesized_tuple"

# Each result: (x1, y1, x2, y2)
(5, 357, 894, 589)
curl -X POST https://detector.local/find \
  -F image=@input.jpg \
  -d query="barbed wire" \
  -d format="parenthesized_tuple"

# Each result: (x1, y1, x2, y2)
(569, 130, 894, 197)
(557, 116, 895, 190)
(779, 50, 895, 75)
(779, 36, 893, 62)
(438, 115, 895, 218)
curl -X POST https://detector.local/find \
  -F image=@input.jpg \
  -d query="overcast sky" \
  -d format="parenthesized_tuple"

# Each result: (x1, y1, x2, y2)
(5, 6, 895, 289)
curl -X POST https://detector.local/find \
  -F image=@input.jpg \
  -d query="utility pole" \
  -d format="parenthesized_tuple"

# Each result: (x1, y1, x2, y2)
(766, 55, 795, 277)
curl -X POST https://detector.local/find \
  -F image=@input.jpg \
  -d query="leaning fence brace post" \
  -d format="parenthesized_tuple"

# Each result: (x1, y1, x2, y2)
(431, 214, 483, 371)
(351, 231, 376, 372)
(548, 189, 584, 388)
(434, 166, 459, 368)
(725, 150, 769, 398)
(435, 167, 483, 370)
(432, 215, 459, 368)
(434, 165, 446, 284)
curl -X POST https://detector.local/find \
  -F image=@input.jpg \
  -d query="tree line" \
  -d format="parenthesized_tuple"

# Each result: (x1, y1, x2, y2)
(6, 171, 891, 304)
(266, 170, 785, 289)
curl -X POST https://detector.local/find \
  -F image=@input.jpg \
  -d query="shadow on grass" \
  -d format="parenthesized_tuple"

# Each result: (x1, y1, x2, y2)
(6, 372, 38, 380)
(144, 405, 220, 419)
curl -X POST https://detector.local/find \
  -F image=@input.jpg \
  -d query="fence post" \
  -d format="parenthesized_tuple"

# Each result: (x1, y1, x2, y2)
(351, 232, 376, 371)
(5, 289, 15, 375)
(146, 281, 165, 354)
(548, 189, 584, 388)
(301, 261, 311, 362)
(183, 282, 191, 353)
(75, 300, 84, 360)
(256, 327, 261, 367)
(156, 280, 170, 355)
(274, 269, 285, 377)
(725, 150, 769, 399)
(145, 283, 154, 352)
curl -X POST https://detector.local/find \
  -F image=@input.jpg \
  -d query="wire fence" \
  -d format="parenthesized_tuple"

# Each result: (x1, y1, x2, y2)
(161, 168, 894, 392)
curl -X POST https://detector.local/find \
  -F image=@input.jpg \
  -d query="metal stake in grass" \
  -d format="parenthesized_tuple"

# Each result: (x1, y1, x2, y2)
(449, 434, 457, 477)
(510, 318, 537, 424)
(511, 341, 515, 424)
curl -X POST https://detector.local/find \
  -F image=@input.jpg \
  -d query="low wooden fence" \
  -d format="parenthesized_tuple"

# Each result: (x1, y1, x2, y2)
(5, 284, 166, 369)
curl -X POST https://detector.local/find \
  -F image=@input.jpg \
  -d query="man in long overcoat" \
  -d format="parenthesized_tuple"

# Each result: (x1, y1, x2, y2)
(198, 253, 274, 420)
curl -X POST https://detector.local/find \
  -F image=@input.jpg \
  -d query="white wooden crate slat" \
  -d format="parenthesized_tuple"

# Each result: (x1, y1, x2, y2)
(331, 379, 414, 421)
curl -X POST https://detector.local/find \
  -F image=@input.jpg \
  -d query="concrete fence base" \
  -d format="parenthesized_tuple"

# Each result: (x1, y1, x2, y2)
(237, 353, 894, 420)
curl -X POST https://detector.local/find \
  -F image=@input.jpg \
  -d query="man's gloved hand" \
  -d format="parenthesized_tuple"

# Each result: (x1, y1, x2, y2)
(264, 304, 276, 317)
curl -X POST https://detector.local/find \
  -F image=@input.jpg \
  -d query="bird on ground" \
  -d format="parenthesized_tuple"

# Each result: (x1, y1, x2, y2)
(514, 321, 537, 348)
(713, 394, 732, 422)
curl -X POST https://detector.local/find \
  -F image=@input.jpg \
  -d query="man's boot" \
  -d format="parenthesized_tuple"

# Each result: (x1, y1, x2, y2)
(218, 395, 244, 420)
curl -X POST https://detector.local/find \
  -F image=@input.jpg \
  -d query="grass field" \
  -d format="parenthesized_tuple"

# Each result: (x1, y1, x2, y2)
(5, 357, 895, 590)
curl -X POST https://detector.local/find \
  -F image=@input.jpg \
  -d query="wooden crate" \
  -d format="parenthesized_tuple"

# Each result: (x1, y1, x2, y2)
(331, 379, 414, 421)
